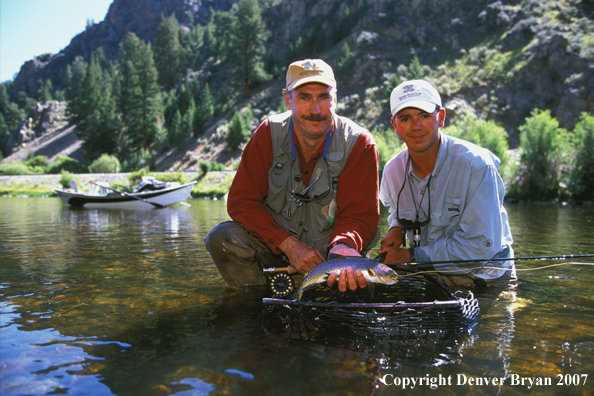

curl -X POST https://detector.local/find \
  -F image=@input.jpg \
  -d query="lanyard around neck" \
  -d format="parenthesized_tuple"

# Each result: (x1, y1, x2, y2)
(396, 155, 432, 227)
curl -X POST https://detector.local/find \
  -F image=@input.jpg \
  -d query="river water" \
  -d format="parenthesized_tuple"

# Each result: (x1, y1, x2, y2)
(1, 198, 593, 395)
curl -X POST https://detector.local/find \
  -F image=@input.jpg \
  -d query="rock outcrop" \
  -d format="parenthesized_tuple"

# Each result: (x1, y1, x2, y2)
(5, 0, 594, 163)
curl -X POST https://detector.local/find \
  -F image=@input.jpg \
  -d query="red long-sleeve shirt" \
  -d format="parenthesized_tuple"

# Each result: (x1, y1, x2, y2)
(227, 117, 380, 255)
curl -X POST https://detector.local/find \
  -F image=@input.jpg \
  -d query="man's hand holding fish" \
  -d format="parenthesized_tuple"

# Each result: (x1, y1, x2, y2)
(326, 243, 368, 292)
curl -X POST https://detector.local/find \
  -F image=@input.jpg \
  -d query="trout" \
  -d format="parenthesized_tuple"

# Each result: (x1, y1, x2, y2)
(295, 257, 399, 301)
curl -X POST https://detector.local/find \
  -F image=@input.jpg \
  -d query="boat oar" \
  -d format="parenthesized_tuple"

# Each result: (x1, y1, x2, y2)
(109, 187, 166, 208)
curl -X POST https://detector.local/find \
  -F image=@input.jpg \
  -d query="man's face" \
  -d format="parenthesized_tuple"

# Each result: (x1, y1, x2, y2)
(284, 83, 337, 140)
(391, 107, 446, 155)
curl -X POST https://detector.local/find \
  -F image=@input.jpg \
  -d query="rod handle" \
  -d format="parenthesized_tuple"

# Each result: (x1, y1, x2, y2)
(263, 265, 298, 275)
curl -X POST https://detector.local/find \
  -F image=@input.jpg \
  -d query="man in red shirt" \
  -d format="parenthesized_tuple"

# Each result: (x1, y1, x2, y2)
(204, 59, 380, 292)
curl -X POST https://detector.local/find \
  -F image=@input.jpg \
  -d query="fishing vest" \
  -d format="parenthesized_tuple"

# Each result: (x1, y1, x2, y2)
(264, 111, 364, 253)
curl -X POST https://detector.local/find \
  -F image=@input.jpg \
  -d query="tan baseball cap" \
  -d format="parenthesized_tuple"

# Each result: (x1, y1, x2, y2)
(390, 79, 442, 117)
(285, 59, 336, 91)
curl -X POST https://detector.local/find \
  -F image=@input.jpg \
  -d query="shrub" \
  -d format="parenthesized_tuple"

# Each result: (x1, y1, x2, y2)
(88, 154, 121, 173)
(0, 162, 44, 175)
(338, 44, 355, 75)
(128, 168, 154, 185)
(157, 172, 191, 184)
(442, 115, 510, 178)
(199, 160, 227, 178)
(59, 170, 81, 189)
(121, 149, 153, 172)
(24, 155, 49, 168)
(46, 155, 86, 174)
(371, 128, 406, 178)
(211, 162, 226, 171)
(199, 161, 212, 177)
(226, 111, 251, 150)
(128, 170, 190, 185)
(509, 109, 570, 201)
(567, 112, 594, 201)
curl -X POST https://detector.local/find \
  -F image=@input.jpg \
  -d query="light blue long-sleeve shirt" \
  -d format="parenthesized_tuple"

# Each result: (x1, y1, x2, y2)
(379, 133, 516, 283)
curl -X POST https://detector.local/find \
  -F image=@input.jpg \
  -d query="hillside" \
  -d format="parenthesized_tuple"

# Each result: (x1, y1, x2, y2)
(2, 0, 593, 171)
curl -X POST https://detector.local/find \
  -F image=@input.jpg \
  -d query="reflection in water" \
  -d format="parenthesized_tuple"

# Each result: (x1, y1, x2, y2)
(0, 199, 593, 395)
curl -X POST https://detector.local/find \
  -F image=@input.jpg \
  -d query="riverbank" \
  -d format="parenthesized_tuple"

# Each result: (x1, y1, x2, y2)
(0, 171, 235, 198)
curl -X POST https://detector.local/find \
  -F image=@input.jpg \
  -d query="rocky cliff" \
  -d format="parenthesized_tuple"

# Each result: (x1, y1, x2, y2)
(10, 0, 236, 96)
(5, 0, 594, 168)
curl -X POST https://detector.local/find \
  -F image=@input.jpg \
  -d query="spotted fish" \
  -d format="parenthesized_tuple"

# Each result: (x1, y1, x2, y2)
(296, 256, 399, 301)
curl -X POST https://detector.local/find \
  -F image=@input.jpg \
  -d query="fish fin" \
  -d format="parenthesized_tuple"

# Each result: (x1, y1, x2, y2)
(368, 268, 376, 277)
(328, 253, 347, 260)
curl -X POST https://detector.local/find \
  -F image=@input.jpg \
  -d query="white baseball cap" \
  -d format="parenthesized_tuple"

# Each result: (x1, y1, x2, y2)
(390, 79, 442, 117)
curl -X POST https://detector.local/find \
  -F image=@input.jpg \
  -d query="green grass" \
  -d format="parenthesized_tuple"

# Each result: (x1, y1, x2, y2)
(0, 171, 237, 199)
(191, 172, 235, 198)
(0, 184, 56, 197)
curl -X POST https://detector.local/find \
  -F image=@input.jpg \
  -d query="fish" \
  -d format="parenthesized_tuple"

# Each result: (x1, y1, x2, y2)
(295, 256, 399, 301)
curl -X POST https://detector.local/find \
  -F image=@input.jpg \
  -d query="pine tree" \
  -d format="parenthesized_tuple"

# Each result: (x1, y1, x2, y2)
(177, 83, 191, 114)
(0, 84, 9, 114)
(406, 56, 425, 80)
(182, 24, 203, 68)
(338, 44, 355, 75)
(38, 79, 53, 102)
(183, 98, 196, 140)
(229, 0, 269, 98)
(194, 83, 214, 136)
(65, 56, 88, 124)
(154, 16, 184, 90)
(75, 52, 120, 160)
(1, 102, 24, 135)
(169, 109, 183, 147)
(118, 32, 164, 155)
(164, 92, 177, 129)
(212, 11, 235, 60)
(0, 113, 8, 158)
(226, 110, 251, 150)
(202, 13, 215, 57)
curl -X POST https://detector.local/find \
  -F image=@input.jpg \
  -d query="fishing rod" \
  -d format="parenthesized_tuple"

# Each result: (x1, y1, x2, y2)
(262, 254, 594, 297)
(386, 254, 594, 268)
(263, 254, 594, 275)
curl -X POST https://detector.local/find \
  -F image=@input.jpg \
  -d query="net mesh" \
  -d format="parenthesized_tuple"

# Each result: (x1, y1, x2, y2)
(263, 270, 480, 335)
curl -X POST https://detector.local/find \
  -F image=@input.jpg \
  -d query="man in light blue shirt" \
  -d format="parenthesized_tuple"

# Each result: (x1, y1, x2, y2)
(378, 79, 516, 286)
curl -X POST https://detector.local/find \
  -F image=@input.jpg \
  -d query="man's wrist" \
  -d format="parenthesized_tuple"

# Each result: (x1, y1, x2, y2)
(327, 241, 349, 258)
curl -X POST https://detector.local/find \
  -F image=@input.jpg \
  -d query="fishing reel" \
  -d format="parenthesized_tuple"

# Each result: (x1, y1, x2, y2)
(263, 267, 295, 298)
(269, 273, 295, 298)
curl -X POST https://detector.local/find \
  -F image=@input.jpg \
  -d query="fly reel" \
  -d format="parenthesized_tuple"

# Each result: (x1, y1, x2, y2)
(269, 273, 295, 298)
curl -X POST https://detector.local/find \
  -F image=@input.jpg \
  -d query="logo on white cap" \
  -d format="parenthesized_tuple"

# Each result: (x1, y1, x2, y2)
(303, 61, 316, 70)
(402, 84, 414, 94)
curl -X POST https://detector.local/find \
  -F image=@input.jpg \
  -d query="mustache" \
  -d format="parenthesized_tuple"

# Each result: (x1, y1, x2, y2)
(302, 114, 328, 122)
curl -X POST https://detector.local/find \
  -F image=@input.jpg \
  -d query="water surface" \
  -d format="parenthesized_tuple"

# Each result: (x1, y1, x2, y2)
(1, 198, 593, 395)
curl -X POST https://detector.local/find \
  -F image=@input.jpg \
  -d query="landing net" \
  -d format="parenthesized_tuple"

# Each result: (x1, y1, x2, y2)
(263, 270, 480, 335)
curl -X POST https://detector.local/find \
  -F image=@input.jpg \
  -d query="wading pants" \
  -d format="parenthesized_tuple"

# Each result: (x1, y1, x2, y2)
(204, 221, 380, 287)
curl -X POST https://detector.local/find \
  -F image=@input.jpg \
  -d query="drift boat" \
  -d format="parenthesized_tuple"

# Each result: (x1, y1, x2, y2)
(53, 176, 197, 209)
